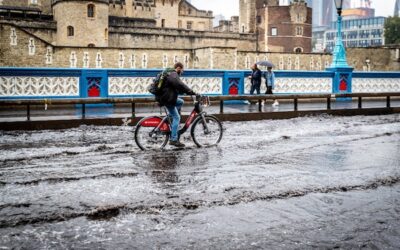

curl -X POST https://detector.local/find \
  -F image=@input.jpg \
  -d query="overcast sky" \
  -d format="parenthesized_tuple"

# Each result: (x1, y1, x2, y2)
(190, 0, 397, 19)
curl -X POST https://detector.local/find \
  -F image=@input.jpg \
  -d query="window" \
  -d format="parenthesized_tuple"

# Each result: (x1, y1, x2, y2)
(105, 28, 108, 40)
(296, 13, 303, 23)
(96, 52, 102, 68)
(45, 46, 53, 65)
(142, 54, 148, 68)
(161, 19, 165, 28)
(83, 52, 90, 68)
(256, 16, 262, 24)
(10, 28, 17, 46)
(67, 26, 74, 37)
(130, 54, 136, 68)
(271, 27, 277, 36)
(88, 43, 95, 47)
(242, 25, 245, 33)
(294, 47, 303, 53)
(296, 27, 303, 36)
(187, 21, 192, 30)
(87, 4, 95, 18)
(70, 51, 77, 68)
(28, 38, 35, 55)
(118, 52, 125, 68)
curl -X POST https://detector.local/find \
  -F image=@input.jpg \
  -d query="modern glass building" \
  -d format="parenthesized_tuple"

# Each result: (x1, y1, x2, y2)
(312, 0, 336, 27)
(395, 0, 400, 17)
(324, 16, 386, 52)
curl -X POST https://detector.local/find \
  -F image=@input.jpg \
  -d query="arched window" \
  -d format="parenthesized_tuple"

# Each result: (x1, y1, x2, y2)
(88, 43, 95, 47)
(294, 47, 303, 53)
(87, 4, 95, 18)
(67, 26, 74, 37)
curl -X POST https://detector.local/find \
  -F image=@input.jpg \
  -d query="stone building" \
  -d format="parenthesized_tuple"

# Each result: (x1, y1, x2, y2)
(0, 0, 398, 71)
(238, 0, 312, 53)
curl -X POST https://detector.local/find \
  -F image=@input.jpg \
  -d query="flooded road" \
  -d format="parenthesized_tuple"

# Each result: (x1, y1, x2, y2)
(1, 114, 399, 249)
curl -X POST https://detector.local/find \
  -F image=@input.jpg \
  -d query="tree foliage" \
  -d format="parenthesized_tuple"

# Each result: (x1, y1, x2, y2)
(384, 16, 400, 45)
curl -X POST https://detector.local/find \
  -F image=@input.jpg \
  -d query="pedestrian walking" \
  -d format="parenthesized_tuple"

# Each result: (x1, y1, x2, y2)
(264, 66, 279, 106)
(248, 64, 262, 95)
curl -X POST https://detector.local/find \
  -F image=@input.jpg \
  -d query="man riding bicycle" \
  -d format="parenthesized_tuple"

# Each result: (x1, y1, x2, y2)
(157, 62, 197, 148)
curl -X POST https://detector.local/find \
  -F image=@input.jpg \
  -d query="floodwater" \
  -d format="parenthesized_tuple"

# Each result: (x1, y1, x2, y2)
(0, 114, 399, 249)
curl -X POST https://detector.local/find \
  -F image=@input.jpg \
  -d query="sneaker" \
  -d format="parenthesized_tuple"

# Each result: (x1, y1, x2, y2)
(169, 140, 185, 148)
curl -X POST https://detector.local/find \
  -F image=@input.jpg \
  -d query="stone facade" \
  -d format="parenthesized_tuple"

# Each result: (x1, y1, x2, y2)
(0, 0, 399, 71)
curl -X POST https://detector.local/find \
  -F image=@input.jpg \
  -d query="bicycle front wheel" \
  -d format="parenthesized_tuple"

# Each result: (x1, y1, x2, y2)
(191, 115, 223, 147)
(134, 120, 169, 151)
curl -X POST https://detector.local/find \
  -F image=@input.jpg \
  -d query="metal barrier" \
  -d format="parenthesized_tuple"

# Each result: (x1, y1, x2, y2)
(1, 92, 399, 121)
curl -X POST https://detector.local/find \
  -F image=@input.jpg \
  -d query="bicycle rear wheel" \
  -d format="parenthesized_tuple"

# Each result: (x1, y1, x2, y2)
(134, 117, 169, 150)
(191, 115, 223, 147)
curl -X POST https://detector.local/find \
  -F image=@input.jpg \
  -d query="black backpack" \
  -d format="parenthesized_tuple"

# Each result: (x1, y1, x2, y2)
(148, 68, 175, 96)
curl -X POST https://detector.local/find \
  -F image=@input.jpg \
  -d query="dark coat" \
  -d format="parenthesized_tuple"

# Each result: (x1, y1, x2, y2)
(157, 71, 195, 106)
(251, 69, 262, 85)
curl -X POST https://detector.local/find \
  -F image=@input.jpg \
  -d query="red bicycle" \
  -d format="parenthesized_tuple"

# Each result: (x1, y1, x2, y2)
(134, 95, 223, 150)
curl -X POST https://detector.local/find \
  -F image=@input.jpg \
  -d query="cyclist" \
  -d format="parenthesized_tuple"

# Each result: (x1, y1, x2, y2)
(157, 62, 197, 148)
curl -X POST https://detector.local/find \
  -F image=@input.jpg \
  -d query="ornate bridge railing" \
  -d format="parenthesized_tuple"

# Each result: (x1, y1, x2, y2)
(1, 68, 400, 99)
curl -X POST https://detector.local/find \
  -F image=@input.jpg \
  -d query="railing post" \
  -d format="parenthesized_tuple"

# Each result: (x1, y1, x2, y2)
(82, 104, 86, 119)
(27, 104, 30, 121)
(131, 102, 136, 117)
(294, 98, 298, 111)
(358, 97, 362, 109)
(386, 96, 391, 108)
(327, 97, 331, 110)
(258, 99, 262, 112)
(219, 100, 224, 114)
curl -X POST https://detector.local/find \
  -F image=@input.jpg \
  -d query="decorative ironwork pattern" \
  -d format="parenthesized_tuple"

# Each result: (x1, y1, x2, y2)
(352, 78, 400, 93)
(245, 78, 332, 93)
(0, 77, 79, 97)
(108, 77, 222, 95)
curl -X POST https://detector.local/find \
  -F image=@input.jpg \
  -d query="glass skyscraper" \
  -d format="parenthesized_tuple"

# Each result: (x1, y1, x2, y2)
(312, 0, 337, 27)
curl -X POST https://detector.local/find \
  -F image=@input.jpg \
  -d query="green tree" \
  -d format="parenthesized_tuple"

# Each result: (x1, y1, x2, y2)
(384, 16, 400, 45)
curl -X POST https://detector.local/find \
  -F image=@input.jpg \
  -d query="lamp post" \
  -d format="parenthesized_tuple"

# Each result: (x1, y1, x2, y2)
(331, 0, 349, 68)
(327, 0, 353, 97)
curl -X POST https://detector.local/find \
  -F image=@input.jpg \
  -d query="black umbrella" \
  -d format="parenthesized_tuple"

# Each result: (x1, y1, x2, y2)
(256, 61, 275, 68)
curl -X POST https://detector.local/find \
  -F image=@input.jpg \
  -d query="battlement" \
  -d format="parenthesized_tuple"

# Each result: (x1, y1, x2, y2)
(52, 0, 109, 6)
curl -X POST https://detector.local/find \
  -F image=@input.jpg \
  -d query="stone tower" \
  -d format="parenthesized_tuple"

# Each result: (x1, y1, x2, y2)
(52, 0, 109, 47)
(239, 0, 279, 33)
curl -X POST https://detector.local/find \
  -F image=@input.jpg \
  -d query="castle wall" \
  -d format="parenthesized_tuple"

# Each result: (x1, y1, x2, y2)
(108, 26, 257, 51)
(0, 0, 52, 14)
(0, 19, 56, 44)
(0, 24, 51, 67)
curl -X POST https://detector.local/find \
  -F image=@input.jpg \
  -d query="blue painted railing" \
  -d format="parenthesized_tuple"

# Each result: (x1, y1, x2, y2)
(0, 67, 399, 99)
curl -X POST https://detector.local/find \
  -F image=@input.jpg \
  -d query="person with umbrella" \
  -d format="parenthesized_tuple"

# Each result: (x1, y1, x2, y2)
(257, 61, 279, 106)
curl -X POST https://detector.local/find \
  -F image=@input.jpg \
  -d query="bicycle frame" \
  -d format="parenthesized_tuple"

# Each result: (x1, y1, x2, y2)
(144, 96, 210, 137)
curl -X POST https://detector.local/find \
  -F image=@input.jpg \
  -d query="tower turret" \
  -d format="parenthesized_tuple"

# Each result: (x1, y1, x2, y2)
(52, 0, 109, 47)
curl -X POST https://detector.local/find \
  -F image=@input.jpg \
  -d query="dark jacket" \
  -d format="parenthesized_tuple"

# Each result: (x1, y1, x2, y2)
(251, 69, 262, 85)
(157, 71, 195, 106)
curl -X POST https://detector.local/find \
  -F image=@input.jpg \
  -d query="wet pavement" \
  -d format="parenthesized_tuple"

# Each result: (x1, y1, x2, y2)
(0, 114, 400, 249)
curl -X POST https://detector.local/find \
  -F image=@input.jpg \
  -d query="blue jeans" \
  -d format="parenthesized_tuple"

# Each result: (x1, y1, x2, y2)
(250, 83, 261, 95)
(165, 98, 184, 141)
